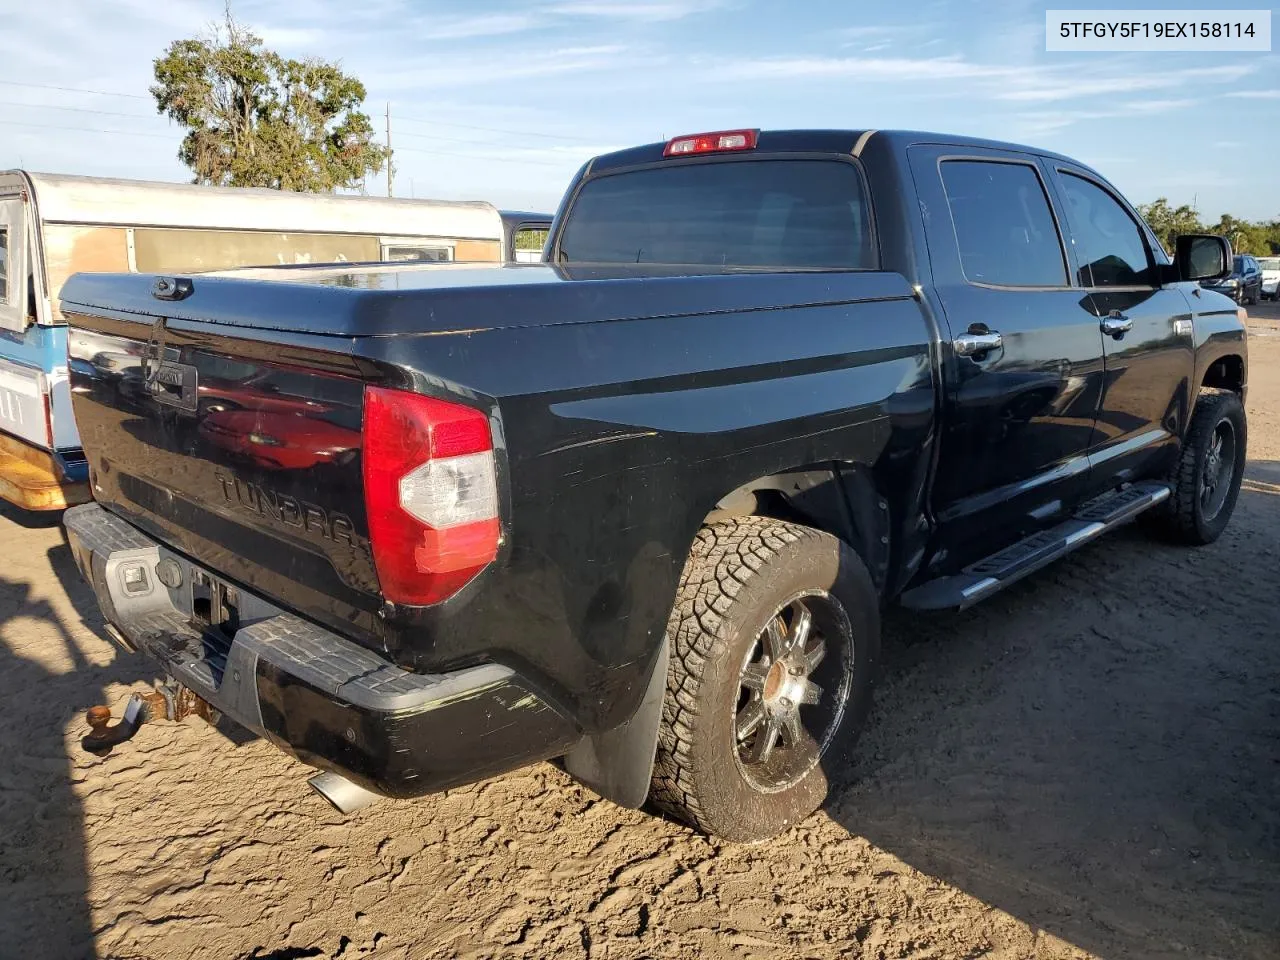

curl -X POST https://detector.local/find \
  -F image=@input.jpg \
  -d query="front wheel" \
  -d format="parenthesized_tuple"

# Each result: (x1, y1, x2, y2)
(1143, 391, 1246, 545)
(649, 517, 879, 842)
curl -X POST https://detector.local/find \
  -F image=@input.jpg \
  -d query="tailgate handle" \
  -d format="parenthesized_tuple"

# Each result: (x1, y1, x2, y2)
(152, 277, 194, 301)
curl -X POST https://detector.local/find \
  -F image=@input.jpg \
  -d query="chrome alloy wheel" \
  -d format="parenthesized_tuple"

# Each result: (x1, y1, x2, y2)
(733, 590, 854, 793)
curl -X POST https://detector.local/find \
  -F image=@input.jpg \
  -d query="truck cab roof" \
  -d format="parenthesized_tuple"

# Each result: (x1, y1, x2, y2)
(586, 129, 1080, 175)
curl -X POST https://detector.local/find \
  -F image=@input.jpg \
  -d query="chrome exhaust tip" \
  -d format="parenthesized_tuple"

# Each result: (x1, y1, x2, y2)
(308, 771, 382, 814)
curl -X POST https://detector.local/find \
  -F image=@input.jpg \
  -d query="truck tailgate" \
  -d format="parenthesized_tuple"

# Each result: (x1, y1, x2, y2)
(65, 309, 386, 648)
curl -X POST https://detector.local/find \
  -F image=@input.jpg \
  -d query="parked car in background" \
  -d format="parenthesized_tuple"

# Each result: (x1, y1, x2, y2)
(60, 129, 1245, 842)
(1201, 253, 1263, 304)
(0, 170, 508, 511)
(1259, 256, 1280, 300)
(500, 210, 552, 263)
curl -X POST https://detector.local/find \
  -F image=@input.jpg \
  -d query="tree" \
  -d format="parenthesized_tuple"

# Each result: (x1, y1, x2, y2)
(151, 14, 388, 192)
(1136, 197, 1203, 254)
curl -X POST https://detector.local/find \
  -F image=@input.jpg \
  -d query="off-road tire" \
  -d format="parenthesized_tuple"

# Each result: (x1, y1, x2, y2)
(1143, 390, 1246, 545)
(649, 517, 879, 841)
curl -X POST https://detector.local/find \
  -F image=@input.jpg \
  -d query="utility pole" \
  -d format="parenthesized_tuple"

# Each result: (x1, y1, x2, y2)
(385, 102, 394, 198)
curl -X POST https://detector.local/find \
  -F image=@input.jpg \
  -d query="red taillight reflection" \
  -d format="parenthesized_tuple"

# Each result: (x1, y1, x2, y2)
(663, 129, 759, 157)
(363, 385, 500, 606)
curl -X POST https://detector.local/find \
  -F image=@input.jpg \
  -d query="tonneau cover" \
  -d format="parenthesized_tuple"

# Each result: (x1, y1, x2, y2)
(59, 264, 914, 337)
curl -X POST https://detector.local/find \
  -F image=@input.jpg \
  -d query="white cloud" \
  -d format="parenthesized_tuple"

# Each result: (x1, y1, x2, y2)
(371, 45, 629, 92)
(715, 55, 1009, 81)
(1225, 89, 1280, 99)
(543, 0, 725, 22)
(403, 13, 542, 40)
(1120, 98, 1200, 112)
(710, 55, 1256, 108)
(838, 25, 902, 38)
(997, 65, 1254, 103)
(1011, 97, 1201, 136)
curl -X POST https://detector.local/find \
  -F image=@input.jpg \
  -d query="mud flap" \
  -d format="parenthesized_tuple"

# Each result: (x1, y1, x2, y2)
(561, 637, 669, 809)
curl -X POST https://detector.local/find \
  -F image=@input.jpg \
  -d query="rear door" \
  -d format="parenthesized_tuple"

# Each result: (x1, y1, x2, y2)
(909, 145, 1106, 567)
(1049, 165, 1194, 491)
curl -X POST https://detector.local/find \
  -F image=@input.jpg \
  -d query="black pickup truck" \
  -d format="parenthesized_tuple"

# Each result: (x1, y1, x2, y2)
(61, 129, 1247, 842)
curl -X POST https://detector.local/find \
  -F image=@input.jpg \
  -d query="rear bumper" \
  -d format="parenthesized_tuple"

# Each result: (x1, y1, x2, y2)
(0, 431, 90, 511)
(63, 503, 580, 798)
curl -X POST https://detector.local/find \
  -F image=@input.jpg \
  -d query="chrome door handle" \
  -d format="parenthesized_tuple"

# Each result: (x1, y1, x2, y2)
(1101, 311, 1133, 337)
(953, 331, 1003, 357)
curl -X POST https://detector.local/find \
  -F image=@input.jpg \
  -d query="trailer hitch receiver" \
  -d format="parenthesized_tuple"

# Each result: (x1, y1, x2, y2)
(81, 683, 220, 756)
(82, 695, 148, 755)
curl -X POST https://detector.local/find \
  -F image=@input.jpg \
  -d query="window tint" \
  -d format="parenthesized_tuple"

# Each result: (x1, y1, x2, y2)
(939, 160, 1066, 287)
(0, 226, 8, 304)
(1059, 173, 1154, 287)
(558, 160, 874, 269)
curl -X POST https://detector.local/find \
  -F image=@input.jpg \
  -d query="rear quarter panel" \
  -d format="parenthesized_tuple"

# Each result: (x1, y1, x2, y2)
(369, 278, 936, 731)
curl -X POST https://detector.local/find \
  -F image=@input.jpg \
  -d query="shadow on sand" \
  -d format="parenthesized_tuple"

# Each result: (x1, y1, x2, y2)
(824, 461, 1280, 960)
(0, 502, 157, 960)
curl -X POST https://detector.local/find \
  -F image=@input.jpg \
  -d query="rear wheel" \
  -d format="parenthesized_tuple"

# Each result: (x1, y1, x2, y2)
(1142, 390, 1246, 545)
(649, 517, 879, 841)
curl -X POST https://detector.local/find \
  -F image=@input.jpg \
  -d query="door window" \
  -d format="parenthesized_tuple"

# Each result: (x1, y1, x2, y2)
(0, 226, 8, 304)
(1058, 173, 1155, 287)
(939, 160, 1067, 287)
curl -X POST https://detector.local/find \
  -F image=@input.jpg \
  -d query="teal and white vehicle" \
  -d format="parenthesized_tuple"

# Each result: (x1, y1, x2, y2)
(0, 171, 507, 510)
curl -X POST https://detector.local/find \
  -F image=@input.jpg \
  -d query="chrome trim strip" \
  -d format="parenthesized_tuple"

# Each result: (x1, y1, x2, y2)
(960, 576, 999, 599)
(1089, 427, 1169, 467)
(1064, 522, 1106, 547)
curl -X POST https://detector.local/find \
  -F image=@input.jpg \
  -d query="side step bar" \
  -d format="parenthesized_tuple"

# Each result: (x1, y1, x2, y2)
(900, 481, 1171, 611)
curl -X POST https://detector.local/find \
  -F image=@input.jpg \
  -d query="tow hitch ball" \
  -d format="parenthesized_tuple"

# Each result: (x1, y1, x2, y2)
(81, 683, 219, 756)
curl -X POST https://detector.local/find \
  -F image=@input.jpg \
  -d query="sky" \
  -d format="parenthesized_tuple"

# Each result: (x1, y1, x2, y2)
(0, 0, 1277, 220)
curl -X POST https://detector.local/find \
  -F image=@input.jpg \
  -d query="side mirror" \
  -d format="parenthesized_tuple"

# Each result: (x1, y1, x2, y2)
(1175, 234, 1232, 282)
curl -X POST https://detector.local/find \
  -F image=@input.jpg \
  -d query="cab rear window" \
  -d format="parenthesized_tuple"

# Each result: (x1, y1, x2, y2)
(557, 159, 874, 270)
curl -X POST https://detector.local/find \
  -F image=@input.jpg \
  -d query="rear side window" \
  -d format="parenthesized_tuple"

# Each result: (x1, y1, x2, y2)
(1058, 173, 1155, 287)
(940, 160, 1067, 287)
(558, 160, 874, 269)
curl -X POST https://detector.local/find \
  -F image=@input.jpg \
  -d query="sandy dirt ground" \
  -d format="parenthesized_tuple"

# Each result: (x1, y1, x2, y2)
(2, 311, 1279, 960)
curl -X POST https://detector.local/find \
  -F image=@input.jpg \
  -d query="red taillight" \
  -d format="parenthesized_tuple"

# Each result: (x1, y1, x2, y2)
(363, 385, 500, 606)
(663, 128, 759, 157)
